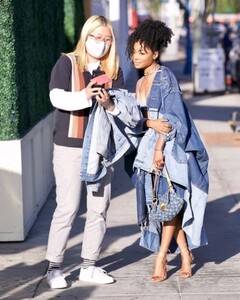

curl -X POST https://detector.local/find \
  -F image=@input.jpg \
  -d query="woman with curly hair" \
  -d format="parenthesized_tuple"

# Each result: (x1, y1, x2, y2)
(126, 20, 209, 282)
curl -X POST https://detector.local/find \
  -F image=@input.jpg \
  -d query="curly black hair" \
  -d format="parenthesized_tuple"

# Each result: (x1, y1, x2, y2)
(126, 19, 174, 60)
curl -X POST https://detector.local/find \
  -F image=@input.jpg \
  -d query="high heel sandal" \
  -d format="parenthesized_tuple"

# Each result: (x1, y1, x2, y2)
(180, 248, 194, 279)
(151, 255, 167, 282)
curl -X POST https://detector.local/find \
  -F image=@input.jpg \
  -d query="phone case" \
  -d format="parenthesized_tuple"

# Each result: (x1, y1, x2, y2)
(93, 74, 110, 85)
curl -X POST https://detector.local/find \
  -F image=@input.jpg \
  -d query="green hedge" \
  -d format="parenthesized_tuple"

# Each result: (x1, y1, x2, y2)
(0, 2, 18, 140)
(216, 0, 240, 13)
(64, 0, 85, 52)
(0, 0, 69, 140)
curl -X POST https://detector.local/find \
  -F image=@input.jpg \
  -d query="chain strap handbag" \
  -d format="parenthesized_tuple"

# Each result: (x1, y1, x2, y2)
(150, 166, 184, 222)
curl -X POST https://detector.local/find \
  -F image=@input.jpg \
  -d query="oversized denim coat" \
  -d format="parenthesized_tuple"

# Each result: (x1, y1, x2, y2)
(133, 66, 209, 253)
(80, 89, 143, 192)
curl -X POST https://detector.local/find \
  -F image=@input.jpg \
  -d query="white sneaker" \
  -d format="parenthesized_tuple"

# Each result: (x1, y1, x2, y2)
(79, 266, 114, 284)
(47, 269, 68, 289)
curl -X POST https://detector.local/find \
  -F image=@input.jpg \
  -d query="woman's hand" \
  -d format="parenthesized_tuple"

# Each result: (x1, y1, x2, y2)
(153, 148, 165, 170)
(146, 118, 172, 133)
(85, 80, 102, 99)
(96, 88, 115, 111)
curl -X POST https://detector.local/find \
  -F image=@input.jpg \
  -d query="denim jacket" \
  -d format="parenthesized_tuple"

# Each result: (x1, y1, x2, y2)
(80, 89, 143, 192)
(134, 66, 209, 253)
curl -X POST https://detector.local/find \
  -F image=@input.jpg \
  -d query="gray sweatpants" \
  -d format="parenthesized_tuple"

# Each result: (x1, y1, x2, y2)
(46, 144, 113, 263)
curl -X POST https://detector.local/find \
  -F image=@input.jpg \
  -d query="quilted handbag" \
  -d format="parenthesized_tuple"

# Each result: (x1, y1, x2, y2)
(150, 166, 184, 222)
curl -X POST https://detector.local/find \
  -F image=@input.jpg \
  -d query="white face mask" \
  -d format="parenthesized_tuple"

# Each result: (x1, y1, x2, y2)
(85, 37, 110, 59)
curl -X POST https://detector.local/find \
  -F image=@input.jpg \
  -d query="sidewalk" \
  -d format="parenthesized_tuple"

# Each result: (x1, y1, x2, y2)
(1, 54, 240, 300)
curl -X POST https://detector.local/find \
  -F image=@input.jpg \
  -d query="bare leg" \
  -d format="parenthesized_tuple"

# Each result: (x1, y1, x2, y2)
(151, 216, 178, 282)
(173, 215, 194, 278)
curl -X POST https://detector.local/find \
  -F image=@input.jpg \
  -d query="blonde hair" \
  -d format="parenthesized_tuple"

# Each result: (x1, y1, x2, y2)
(71, 15, 119, 80)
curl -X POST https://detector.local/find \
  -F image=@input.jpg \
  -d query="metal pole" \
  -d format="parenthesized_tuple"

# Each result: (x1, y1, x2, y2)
(184, 0, 192, 75)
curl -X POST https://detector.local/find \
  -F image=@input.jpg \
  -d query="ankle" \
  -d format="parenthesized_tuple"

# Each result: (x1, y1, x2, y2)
(180, 250, 193, 279)
(152, 255, 168, 282)
(82, 259, 96, 269)
(179, 244, 191, 256)
(180, 247, 191, 255)
(47, 261, 61, 273)
(180, 248, 194, 264)
(157, 249, 168, 260)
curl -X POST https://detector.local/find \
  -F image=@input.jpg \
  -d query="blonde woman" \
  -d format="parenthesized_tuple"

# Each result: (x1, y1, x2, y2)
(46, 15, 125, 289)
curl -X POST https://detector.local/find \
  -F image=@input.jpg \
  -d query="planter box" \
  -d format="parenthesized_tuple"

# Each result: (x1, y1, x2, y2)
(0, 112, 55, 241)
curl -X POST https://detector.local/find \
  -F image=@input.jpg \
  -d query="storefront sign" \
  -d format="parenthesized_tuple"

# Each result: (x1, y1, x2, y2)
(194, 48, 225, 93)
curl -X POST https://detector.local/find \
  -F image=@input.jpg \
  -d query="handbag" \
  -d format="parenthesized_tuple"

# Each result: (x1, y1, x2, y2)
(150, 166, 184, 222)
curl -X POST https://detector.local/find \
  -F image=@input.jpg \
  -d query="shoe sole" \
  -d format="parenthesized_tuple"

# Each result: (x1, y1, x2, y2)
(48, 283, 68, 289)
(47, 280, 68, 289)
(79, 277, 115, 284)
(49, 284, 67, 290)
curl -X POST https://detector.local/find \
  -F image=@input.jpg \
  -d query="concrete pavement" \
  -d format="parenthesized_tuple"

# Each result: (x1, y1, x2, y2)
(1, 55, 240, 300)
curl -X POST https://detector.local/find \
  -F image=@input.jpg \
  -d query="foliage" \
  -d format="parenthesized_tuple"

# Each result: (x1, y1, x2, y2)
(0, 0, 86, 140)
(216, 0, 240, 13)
(64, 0, 85, 52)
(0, 1, 18, 139)
(0, 0, 67, 140)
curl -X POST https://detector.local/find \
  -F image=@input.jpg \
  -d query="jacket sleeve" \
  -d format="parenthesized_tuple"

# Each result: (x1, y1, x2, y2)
(112, 90, 143, 129)
(160, 91, 189, 147)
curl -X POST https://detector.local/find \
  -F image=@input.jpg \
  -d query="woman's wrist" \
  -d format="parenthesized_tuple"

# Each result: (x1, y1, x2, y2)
(105, 98, 115, 111)
(144, 119, 151, 128)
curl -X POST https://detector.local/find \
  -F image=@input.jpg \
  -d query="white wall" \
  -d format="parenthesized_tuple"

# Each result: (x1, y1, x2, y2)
(0, 112, 55, 241)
